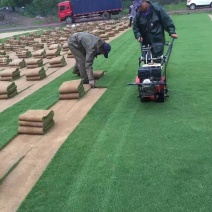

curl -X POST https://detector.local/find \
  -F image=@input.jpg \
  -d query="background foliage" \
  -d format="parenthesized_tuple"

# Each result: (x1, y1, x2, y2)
(0, 0, 186, 16)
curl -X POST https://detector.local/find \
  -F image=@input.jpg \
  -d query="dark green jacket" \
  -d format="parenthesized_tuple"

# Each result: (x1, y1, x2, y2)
(69, 32, 105, 71)
(133, 1, 176, 55)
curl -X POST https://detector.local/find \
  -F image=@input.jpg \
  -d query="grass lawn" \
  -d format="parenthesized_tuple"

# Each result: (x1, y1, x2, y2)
(3, 13, 212, 211)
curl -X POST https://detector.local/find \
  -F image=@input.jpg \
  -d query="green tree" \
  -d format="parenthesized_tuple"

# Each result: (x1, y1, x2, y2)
(14, 0, 33, 7)
(0, 0, 32, 7)
(27, 0, 60, 16)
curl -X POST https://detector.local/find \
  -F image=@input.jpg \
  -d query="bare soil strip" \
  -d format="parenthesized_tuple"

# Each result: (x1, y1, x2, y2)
(0, 28, 129, 211)
(0, 88, 106, 212)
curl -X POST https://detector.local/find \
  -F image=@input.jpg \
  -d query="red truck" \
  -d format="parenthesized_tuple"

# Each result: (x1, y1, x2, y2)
(58, 0, 122, 24)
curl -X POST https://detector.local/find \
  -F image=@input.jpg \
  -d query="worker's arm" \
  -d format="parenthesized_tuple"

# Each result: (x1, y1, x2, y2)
(133, 13, 143, 42)
(158, 7, 178, 38)
(85, 48, 96, 80)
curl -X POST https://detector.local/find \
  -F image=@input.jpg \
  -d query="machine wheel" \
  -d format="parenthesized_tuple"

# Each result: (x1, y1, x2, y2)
(189, 4, 196, 9)
(155, 89, 166, 102)
(66, 16, 74, 24)
(137, 86, 151, 102)
(102, 12, 111, 19)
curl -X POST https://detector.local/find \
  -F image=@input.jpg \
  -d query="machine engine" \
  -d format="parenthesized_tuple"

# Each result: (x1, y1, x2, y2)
(138, 64, 162, 82)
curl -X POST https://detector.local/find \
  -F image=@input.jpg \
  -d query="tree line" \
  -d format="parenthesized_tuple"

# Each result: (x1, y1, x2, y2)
(0, 0, 184, 16)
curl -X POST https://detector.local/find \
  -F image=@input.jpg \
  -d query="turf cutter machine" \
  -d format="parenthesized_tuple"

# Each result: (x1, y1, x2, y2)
(128, 39, 175, 102)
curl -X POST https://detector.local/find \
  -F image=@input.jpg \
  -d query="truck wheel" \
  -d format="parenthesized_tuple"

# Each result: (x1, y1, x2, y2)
(102, 12, 111, 20)
(66, 16, 73, 24)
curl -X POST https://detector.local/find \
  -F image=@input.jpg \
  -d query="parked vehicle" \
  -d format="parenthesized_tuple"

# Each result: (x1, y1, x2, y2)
(58, 0, 122, 24)
(187, 0, 212, 9)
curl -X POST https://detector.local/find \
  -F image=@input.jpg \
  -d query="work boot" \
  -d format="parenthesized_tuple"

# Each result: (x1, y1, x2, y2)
(89, 80, 95, 88)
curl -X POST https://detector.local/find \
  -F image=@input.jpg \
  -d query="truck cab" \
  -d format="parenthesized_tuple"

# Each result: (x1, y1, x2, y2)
(58, 1, 74, 23)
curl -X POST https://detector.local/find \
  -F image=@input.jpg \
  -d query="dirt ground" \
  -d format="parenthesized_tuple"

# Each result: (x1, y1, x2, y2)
(0, 30, 40, 39)
(0, 11, 57, 28)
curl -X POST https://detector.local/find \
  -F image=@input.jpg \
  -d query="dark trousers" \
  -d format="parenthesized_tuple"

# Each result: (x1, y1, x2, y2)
(129, 17, 133, 27)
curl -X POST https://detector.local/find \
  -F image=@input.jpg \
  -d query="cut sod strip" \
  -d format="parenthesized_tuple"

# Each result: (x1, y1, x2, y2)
(0, 88, 106, 211)
(0, 28, 130, 210)
(14, 13, 212, 212)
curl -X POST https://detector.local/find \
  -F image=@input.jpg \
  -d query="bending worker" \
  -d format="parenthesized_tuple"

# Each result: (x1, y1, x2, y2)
(68, 32, 111, 88)
(133, 0, 178, 58)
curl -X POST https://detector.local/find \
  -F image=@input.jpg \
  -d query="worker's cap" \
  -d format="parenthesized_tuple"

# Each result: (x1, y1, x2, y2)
(103, 43, 111, 58)
(134, 0, 144, 8)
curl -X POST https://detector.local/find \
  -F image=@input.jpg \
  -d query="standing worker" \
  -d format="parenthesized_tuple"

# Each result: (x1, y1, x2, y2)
(68, 32, 111, 88)
(128, 1, 137, 27)
(133, 0, 178, 58)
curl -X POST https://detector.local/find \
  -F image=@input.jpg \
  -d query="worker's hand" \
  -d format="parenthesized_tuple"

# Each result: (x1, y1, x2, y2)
(137, 37, 143, 43)
(170, 34, 178, 39)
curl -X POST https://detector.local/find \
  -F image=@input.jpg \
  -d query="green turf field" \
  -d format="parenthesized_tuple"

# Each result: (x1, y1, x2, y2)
(2, 13, 212, 211)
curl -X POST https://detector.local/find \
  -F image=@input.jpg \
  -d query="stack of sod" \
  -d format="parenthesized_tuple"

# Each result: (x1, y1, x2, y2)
(0, 43, 4, 50)
(32, 49, 46, 59)
(9, 59, 26, 68)
(93, 70, 105, 80)
(19, 40, 28, 46)
(41, 35, 50, 43)
(18, 110, 55, 135)
(49, 44, 61, 51)
(59, 79, 86, 99)
(0, 68, 20, 81)
(25, 58, 43, 69)
(13, 45, 24, 52)
(46, 49, 61, 59)
(0, 57, 10, 67)
(46, 39, 56, 48)
(116, 24, 125, 31)
(49, 33, 60, 42)
(67, 50, 74, 58)
(28, 40, 36, 47)
(58, 37, 68, 44)
(0, 50, 6, 55)
(0, 81, 17, 99)
(62, 43, 69, 52)
(113, 27, 120, 34)
(99, 34, 109, 40)
(99, 29, 106, 34)
(25, 67, 47, 81)
(91, 30, 101, 36)
(48, 56, 67, 68)
(32, 43, 44, 51)
(31, 33, 40, 38)
(107, 31, 116, 37)
(16, 49, 32, 58)
(4, 44, 13, 53)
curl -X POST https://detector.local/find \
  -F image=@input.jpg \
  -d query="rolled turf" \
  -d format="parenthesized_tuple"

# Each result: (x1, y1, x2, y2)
(16, 13, 212, 211)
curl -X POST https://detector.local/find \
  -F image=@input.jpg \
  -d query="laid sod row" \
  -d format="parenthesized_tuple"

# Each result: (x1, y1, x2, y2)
(0, 69, 75, 149)
(16, 14, 212, 212)
(0, 30, 131, 150)
(15, 13, 212, 211)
